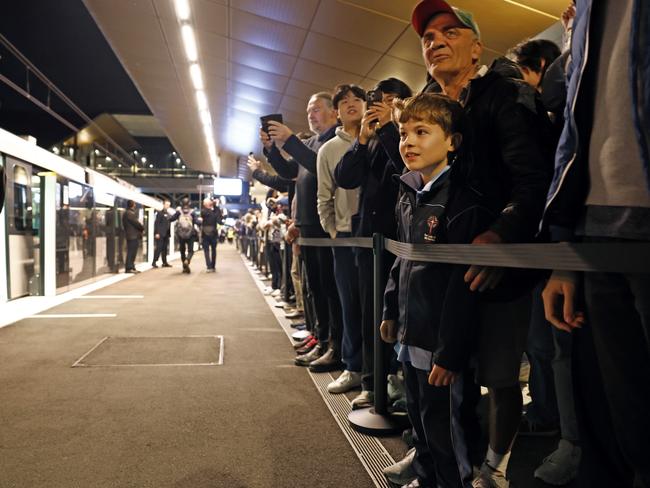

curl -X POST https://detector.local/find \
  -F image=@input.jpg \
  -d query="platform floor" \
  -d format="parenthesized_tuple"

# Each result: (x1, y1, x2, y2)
(0, 244, 572, 488)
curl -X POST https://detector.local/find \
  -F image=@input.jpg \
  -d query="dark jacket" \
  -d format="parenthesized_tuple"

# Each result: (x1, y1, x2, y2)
(251, 169, 295, 215)
(154, 208, 174, 237)
(200, 207, 223, 236)
(542, 0, 650, 236)
(425, 69, 554, 243)
(382, 169, 495, 372)
(264, 124, 338, 227)
(123, 208, 144, 241)
(334, 123, 404, 239)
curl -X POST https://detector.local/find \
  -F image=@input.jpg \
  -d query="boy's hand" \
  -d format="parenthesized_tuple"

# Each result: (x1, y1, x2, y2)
(379, 320, 397, 343)
(267, 121, 293, 145)
(464, 230, 505, 292)
(542, 274, 586, 332)
(428, 364, 457, 386)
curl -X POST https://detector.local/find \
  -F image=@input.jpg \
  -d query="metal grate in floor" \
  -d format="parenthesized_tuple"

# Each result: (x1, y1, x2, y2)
(309, 372, 396, 488)
(72, 335, 224, 367)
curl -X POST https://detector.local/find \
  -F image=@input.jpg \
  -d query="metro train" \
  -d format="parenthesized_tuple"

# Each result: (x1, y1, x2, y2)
(0, 128, 162, 304)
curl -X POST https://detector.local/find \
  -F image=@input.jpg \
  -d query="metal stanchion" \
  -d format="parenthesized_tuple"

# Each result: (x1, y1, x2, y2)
(348, 233, 408, 435)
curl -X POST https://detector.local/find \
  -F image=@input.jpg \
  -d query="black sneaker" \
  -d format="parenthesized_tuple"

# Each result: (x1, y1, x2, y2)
(162, 263, 172, 268)
(151, 263, 159, 268)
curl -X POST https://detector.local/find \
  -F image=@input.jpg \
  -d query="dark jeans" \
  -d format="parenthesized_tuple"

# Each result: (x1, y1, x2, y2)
(526, 282, 578, 441)
(125, 238, 138, 271)
(358, 248, 396, 390)
(332, 232, 362, 372)
(403, 362, 472, 488)
(268, 242, 282, 290)
(153, 236, 169, 265)
(299, 224, 343, 354)
(575, 253, 650, 488)
(179, 238, 194, 263)
(300, 252, 317, 333)
(202, 234, 217, 269)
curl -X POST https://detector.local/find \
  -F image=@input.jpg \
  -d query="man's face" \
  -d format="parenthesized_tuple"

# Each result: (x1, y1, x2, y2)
(163, 201, 171, 209)
(421, 13, 482, 80)
(399, 119, 455, 173)
(307, 97, 336, 133)
(336, 91, 366, 126)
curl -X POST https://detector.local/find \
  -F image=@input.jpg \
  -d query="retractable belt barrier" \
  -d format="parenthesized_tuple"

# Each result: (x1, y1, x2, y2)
(297, 237, 650, 273)
(295, 234, 650, 433)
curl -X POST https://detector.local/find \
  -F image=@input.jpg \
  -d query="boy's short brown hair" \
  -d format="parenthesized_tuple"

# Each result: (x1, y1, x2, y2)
(394, 93, 465, 138)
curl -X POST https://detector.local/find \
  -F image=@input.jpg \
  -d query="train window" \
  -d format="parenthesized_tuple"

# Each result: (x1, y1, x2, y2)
(13, 166, 31, 232)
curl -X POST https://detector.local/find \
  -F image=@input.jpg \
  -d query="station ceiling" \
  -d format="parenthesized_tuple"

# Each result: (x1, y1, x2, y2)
(83, 0, 567, 177)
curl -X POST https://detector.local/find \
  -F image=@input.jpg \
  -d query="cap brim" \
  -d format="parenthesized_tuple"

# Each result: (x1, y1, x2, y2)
(411, 0, 456, 37)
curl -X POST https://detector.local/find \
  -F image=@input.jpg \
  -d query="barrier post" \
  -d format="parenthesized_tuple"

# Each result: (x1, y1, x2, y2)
(373, 233, 388, 415)
(348, 233, 408, 435)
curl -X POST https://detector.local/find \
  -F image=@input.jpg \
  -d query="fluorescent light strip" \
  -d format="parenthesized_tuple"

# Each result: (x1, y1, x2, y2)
(501, 0, 559, 20)
(196, 90, 208, 111)
(174, 0, 191, 21)
(189, 63, 204, 90)
(181, 25, 198, 62)
(175, 0, 219, 175)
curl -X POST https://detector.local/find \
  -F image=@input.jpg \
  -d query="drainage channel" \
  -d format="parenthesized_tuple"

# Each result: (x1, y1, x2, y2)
(242, 255, 397, 488)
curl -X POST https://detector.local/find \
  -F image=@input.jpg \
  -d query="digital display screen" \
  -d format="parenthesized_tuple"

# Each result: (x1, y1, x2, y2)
(213, 178, 242, 196)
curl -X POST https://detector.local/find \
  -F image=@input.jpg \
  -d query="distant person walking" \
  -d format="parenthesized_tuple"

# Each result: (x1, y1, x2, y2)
(199, 198, 223, 272)
(123, 200, 144, 274)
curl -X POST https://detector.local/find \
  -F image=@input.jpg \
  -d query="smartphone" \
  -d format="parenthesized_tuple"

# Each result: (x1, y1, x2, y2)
(260, 114, 283, 134)
(366, 89, 383, 106)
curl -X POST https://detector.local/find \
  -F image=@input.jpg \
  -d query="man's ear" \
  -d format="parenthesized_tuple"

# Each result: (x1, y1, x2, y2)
(471, 39, 483, 64)
(450, 133, 463, 153)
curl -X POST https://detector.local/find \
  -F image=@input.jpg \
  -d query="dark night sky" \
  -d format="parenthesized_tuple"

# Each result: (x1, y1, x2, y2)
(0, 0, 150, 148)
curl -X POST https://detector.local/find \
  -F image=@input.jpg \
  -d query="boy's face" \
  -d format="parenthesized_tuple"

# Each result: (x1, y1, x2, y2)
(399, 119, 455, 173)
(336, 91, 366, 126)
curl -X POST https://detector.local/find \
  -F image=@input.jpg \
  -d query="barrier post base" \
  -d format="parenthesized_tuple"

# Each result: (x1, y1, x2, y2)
(348, 407, 409, 436)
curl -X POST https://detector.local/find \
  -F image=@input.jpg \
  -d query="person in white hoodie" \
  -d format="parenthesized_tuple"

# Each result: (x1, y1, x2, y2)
(316, 84, 365, 389)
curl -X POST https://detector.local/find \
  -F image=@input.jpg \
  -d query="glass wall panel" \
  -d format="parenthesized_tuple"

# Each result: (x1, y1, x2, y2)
(68, 181, 95, 284)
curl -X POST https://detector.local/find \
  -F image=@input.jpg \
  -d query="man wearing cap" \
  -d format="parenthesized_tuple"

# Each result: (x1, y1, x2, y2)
(408, 2, 553, 487)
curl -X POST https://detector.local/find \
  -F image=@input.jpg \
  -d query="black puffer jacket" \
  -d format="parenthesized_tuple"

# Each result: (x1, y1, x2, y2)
(333, 122, 404, 239)
(425, 69, 554, 243)
(382, 169, 495, 372)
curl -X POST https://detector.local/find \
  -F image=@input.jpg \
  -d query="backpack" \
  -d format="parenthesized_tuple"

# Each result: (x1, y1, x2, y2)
(176, 212, 195, 239)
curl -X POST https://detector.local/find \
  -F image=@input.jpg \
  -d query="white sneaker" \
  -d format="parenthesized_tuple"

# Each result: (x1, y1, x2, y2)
(351, 390, 374, 409)
(271, 289, 282, 297)
(534, 439, 581, 485)
(274, 301, 288, 308)
(383, 447, 416, 485)
(472, 463, 510, 488)
(327, 370, 362, 394)
(387, 373, 406, 402)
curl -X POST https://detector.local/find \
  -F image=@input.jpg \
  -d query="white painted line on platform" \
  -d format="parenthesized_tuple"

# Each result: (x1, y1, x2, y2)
(76, 295, 144, 299)
(72, 336, 109, 367)
(29, 314, 117, 319)
(0, 252, 183, 330)
(71, 335, 224, 368)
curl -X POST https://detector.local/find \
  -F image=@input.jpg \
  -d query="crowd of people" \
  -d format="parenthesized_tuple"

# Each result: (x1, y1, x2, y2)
(237, 0, 648, 487)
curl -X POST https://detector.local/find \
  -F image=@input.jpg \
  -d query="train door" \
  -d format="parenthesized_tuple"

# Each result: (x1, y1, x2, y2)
(5, 158, 42, 299)
(55, 179, 71, 290)
(67, 181, 95, 285)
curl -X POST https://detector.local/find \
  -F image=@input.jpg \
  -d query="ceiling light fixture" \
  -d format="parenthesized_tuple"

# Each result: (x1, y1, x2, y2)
(189, 63, 204, 90)
(174, 0, 191, 21)
(196, 90, 208, 111)
(176, 0, 219, 175)
(181, 25, 198, 62)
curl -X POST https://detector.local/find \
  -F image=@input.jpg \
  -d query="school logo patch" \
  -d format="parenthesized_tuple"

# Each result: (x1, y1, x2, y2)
(424, 215, 439, 242)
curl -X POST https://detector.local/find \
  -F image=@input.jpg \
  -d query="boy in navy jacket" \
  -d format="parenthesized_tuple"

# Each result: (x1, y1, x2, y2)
(381, 93, 494, 488)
